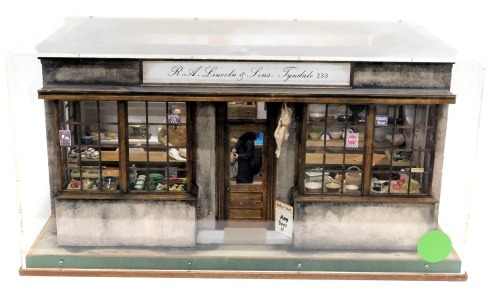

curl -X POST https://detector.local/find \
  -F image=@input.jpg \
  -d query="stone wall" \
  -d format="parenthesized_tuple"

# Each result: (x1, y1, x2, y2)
(275, 104, 298, 205)
(294, 202, 436, 250)
(55, 199, 196, 247)
(195, 103, 217, 229)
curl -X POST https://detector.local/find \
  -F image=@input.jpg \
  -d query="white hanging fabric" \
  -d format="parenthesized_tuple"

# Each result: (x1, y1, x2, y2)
(274, 103, 292, 158)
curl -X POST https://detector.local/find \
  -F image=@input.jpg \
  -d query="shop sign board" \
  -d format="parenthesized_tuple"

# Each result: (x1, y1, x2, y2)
(275, 200, 293, 238)
(143, 61, 351, 86)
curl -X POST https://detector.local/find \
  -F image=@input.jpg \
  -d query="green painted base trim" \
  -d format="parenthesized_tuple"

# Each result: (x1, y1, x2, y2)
(26, 254, 461, 274)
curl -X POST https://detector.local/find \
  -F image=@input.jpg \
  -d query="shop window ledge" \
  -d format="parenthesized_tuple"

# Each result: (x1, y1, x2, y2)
(56, 192, 197, 201)
(293, 195, 437, 204)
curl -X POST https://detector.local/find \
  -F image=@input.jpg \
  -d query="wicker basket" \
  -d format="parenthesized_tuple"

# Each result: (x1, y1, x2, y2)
(345, 166, 362, 186)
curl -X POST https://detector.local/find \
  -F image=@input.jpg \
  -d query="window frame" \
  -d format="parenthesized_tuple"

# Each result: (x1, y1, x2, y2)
(298, 102, 440, 201)
(53, 100, 196, 201)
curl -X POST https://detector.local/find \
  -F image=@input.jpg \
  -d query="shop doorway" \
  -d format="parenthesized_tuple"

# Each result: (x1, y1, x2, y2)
(219, 102, 275, 227)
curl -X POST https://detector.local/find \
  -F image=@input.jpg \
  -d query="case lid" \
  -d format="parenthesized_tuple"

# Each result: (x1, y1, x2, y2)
(36, 17, 456, 62)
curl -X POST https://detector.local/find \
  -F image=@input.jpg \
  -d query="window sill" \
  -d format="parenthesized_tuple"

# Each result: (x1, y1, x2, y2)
(57, 191, 197, 201)
(294, 194, 437, 204)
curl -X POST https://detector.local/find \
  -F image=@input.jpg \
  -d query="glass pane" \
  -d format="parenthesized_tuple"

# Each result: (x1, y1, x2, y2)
(227, 102, 267, 120)
(59, 101, 119, 192)
(371, 104, 436, 196)
(128, 101, 188, 193)
(304, 104, 366, 195)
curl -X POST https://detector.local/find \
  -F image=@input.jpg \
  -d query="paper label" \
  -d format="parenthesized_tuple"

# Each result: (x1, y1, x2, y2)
(275, 200, 293, 238)
(345, 132, 359, 148)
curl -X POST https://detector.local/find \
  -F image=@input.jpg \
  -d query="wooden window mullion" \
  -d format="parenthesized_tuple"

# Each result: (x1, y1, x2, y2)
(118, 101, 129, 193)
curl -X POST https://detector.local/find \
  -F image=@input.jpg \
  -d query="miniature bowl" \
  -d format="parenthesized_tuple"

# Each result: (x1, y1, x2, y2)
(345, 184, 359, 192)
(329, 130, 342, 140)
(305, 182, 322, 193)
(309, 112, 325, 121)
(325, 182, 341, 192)
(308, 131, 322, 140)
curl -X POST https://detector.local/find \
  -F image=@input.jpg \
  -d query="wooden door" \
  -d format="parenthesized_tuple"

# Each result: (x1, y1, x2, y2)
(225, 122, 268, 223)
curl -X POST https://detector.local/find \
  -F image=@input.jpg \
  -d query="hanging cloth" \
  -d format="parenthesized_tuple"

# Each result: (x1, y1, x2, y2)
(274, 103, 292, 158)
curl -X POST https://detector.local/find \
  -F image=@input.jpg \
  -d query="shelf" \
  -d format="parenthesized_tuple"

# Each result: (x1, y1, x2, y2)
(81, 151, 186, 163)
(70, 167, 120, 179)
(306, 153, 413, 167)
(307, 139, 365, 148)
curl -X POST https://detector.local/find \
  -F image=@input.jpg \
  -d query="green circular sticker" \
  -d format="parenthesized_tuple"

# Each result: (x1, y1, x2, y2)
(417, 230, 452, 263)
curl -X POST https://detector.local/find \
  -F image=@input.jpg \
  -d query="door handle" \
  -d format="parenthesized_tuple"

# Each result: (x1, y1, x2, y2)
(226, 187, 231, 191)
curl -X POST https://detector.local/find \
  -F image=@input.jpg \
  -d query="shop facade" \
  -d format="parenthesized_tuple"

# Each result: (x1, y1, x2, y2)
(23, 17, 464, 279)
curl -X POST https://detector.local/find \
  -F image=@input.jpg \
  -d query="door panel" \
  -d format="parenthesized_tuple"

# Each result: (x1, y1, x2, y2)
(225, 122, 268, 222)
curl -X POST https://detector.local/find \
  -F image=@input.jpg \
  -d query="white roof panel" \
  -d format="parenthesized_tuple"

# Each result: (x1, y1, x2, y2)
(36, 17, 456, 62)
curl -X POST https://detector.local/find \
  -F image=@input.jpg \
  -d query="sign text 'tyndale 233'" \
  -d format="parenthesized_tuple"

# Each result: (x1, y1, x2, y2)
(143, 61, 351, 86)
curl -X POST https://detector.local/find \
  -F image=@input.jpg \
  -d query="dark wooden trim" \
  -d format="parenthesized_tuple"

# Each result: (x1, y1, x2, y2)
(117, 101, 129, 193)
(294, 195, 438, 204)
(266, 103, 279, 221)
(40, 95, 456, 105)
(362, 105, 375, 195)
(56, 192, 197, 201)
(349, 61, 355, 87)
(19, 268, 467, 281)
(37, 85, 456, 104)
(296, 104, 307, 189)
(215, 103, 227, 222)
(186, 102, 195, 192)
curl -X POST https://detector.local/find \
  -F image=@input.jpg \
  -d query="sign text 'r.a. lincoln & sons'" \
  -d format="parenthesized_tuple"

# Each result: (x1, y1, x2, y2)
(143, 61, 351, 86)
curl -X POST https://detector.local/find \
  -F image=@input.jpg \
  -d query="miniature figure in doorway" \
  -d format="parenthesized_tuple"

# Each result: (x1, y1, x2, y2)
(232, 132, 261, 183)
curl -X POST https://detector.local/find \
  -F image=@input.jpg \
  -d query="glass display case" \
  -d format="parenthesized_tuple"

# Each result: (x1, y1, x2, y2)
(11, 17, 477, 281)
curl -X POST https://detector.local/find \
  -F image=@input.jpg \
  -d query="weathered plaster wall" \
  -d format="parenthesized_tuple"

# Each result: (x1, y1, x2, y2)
(41, 58, 141, 85)
(275, 104, 297, 205)
(55, 200, 196, 247)
(195, 103, 217, 229)
(294, 202, 436, 250)
(431, 105, 449, 202)
(353, 63, 452, 89)
(44, 100, 58, 213)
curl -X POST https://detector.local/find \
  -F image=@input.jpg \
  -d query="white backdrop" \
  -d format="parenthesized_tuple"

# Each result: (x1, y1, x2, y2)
(1, 1, 498, 291)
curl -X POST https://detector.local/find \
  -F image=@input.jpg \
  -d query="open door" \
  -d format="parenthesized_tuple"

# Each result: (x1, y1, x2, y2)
(219, 102, 275, 227)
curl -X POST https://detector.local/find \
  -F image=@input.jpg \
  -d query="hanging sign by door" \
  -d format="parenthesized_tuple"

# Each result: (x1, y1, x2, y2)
(143, 61, 351, 86)
(275, 200, 293, 238)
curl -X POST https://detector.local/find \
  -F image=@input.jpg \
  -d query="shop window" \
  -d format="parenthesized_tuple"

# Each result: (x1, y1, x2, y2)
(304, 104, 367, 195)
(303, 103, 437, 197)
(58, 100, 189, 194)
(371, 105, 436, 196)
(127, 101, 187, 192)
(59, 101, 119, 191)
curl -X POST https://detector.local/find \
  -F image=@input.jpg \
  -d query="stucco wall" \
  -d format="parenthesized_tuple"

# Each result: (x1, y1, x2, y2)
(275, 104, 297, 205)
(55, 199, 196, 247)
(195, 103, 217, 229)
(294, 202, 436, 250)
(353, 63, 452, 89)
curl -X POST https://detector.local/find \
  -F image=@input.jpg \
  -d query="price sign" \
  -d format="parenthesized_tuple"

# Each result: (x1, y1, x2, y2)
(275, 200, 293, 238)
(345, 132, 359, 148)
(376, 115, 389, 126)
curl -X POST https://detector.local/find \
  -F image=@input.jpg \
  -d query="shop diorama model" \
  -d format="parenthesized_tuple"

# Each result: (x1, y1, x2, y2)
(21, 17, 465, 279)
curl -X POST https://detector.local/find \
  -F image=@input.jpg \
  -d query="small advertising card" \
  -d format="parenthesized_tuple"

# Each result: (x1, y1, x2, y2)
(275, 200, 293, 238)
(345, 132, 359, 148)
(59, 130, 71, 146)
(375, 115, 389, 126)
(167, 114, 180, 125)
